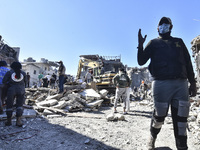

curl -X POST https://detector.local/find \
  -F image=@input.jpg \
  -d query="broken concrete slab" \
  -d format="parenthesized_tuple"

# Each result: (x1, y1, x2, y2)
(46, 93, 63, 100)
(46, 114, 62, 118)
(36, 94, 48, 102)
(99, 89, 109, 98)
(80, 89, 101, 100)
(0, 111, 7, 120)
(53, 101, 67, 109)
(37, 99, 58, 107)
(23, 109, 37, 118)
(65, 100, 84, 109)
(106, 113, 115, 121)
(114, 114, 125, 121)
(86, 99, 104, 108)
(43, 109, 54, 116)
(106, 113, 125, 121)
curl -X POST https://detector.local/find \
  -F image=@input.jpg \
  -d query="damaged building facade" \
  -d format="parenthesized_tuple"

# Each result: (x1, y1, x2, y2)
(0, 37, 20, 65)
(21, 57, 59, 87)
(126, 67, 152, 89)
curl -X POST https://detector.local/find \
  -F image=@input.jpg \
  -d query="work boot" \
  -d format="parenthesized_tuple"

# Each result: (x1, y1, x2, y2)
(5, 118, 12, 126)
(148, 135, 156, 150)
(16, 117, 23, 127)
(0, 106, 3, 114)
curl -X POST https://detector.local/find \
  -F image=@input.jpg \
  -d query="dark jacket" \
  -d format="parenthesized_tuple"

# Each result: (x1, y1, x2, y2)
(112, 73, 131, 88)
(138, 36, 195, 84)
(3, 69, 26, 87)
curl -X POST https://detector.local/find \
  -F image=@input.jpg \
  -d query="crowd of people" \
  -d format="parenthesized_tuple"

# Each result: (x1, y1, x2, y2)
(0, 16, 197, 149)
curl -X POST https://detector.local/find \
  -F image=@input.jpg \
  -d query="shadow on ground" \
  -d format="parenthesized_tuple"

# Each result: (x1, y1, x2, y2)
(155, 147, 173, 150)
(0, 116, 120, 150)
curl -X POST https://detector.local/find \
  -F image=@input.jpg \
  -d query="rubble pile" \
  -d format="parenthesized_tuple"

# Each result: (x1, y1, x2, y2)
(25, 85, 110, 117)
(188, 96, 200, 144)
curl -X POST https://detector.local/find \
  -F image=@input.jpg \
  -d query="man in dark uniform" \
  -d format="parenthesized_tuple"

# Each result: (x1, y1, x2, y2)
(137, 17, 196, 150)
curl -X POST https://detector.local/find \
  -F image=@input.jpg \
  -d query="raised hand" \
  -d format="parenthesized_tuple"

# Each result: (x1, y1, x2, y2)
(138, 29, 147, 48)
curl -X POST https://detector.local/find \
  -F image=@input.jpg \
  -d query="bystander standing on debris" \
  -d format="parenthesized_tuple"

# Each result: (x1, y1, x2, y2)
(0, 61, 10, 114)
(57, 60, 66, 93)
(137, 17, 196, 150)
(38, 72, 44, 87)
(45, 73, 51, 87)
(3, 62, 27, 127)
(85, 69, 92, 83)
(139, 80, 148, 100)
(50, 74, 56, 89)
(112, 68, 131, 114)
(42, 76, 48, 88)
(26, 72, 30, 88)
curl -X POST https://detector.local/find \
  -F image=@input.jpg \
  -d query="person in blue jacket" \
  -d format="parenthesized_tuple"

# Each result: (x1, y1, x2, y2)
(0, 61, 10, 114)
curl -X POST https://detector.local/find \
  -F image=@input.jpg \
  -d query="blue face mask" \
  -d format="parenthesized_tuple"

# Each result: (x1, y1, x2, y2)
(158, 23, 170, 34)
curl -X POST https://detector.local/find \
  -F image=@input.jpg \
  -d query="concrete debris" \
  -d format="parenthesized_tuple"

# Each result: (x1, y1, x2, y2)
(99, 89, 109, 98)
(106, 113, 125, 121)
(53, 101, 67, 109)
(86, 99, 104, 108)
(22, 84, 110, 118)
(43, 109, 54, 116)
(37, 99, 58, 107)
(23, 109, 37, 118)
(80, 89, 101, 100)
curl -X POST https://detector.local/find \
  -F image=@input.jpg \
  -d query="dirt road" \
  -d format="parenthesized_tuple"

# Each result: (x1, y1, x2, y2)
(0, 101, 199, 150)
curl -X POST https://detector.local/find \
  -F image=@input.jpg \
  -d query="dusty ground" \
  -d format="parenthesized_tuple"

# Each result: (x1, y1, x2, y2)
(0, 101, 199, 150)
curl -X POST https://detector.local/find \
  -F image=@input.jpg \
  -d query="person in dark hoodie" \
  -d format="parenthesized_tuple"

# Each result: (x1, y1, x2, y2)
(137, 17, 196, 150)
(3, 62, 26, 127)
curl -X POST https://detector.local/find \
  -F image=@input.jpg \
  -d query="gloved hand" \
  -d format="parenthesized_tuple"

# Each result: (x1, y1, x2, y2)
(189, 82, 197, 97)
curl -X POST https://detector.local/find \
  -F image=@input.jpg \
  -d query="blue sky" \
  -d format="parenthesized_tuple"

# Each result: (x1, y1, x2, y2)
(0, 0, 199, 75)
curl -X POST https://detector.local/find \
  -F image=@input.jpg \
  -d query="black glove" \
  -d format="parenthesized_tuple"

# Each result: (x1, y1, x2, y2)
(189, 82, 197, 97)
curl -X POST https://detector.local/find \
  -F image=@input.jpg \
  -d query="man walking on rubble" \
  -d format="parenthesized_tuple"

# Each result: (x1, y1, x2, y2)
(113, 68, 131, 114)
(57, 61, 66, 93)
(137, 17, 196, 150)
(38, 72, 44, 87)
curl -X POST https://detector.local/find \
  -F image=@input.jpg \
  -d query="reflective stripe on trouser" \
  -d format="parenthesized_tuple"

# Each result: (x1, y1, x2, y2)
(114, 88, 127, 108)
(150, 79, 189, 149)
(6, 86, 25, 118)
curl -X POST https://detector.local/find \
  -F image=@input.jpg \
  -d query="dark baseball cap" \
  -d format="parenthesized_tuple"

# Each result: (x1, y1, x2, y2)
(158, 17, 172, 26)
(0, 61, 7, 67)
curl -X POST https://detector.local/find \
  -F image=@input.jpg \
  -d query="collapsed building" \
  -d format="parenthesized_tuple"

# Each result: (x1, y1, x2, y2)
(126, 67, 152, 89)
(0, 36, 20, 65)
(191, 35, 200, 86)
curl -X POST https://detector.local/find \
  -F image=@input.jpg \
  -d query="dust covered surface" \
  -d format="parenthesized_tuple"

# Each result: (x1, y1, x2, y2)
(0, 102, 199, 150)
